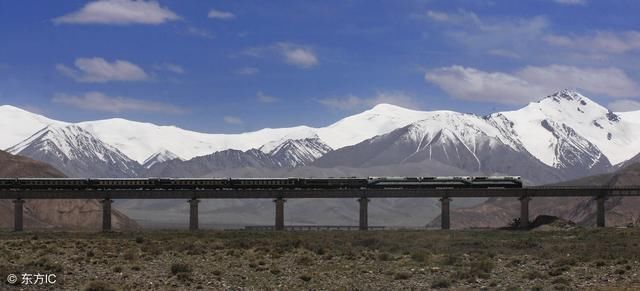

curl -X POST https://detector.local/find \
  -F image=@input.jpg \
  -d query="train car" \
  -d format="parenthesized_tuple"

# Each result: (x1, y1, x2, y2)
(16, 178, 89, 190)
(230, 178, 298, 189)
(470, 176, 522, 188)
(298, 178, 368, 189)
(367, 177, 421, 188)
(158, 178, 230, 189)
(89, 178, 156, 189)
(0, 178, 18, 189)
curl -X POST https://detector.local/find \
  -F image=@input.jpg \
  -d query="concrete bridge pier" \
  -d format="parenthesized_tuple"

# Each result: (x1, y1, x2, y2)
(519, 196, 531, 229)
(440, 197, 451, 230)
(274, 198, 286, 231)
(13, 199, 24, 232)
(358, 197, 369, 231)
(189, 199, 200, 231)
(596, 196, 606, 227)
(101, 199, 112, 232)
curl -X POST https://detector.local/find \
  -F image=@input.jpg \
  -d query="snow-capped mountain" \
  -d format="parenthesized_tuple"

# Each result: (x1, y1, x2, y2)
(144, 149, 279, 178)
(314, 112, 567, 184)
(262, 138, 333, 167)
(76, 104, 431, 164)
(142, 149, 181, 169)
(7, 125, 140, 177)
(491, 90, 640, 166)
(2, 89, 640, 181)
(0, 105, 67, 150)
(315, 90, 622, 182)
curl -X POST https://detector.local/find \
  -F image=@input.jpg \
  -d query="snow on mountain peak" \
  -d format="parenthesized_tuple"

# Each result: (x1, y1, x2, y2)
(317, 104, 432, 149)
(7, 124, 131, 163)
(142, 149, 181, 168)
(547, 89, 585, 101)
(0, 105, 67, 150)
(368, 103, 417, 113)
(496, 90, 640, 166)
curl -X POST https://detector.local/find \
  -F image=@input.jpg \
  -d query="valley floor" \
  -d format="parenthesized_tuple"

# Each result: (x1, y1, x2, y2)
(1, 228, 639, 290)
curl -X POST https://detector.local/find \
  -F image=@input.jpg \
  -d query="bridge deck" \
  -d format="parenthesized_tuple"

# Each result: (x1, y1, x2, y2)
(4, 184, 640, 232)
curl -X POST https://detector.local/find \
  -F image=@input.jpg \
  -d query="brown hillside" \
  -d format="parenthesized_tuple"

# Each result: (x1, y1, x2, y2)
(0, 151, 138, 230)
(427, 163, 640, 229)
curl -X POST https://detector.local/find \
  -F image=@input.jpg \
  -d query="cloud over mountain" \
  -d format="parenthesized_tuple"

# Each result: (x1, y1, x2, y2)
(52, 92, 186, 114)
(426, 65, 639, 104)
(56, 57, 149, 83)
(53, 0, 180, 25)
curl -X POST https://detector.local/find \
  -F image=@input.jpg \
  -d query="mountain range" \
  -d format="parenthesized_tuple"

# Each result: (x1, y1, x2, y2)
(2, 90, 638, 181)
(2, 89, 640, 227)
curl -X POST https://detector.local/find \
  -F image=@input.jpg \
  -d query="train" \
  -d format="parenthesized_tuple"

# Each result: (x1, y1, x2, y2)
(0, 176, 522, 190)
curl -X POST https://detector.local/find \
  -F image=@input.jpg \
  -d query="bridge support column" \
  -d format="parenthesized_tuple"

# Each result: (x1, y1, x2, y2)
(440, 197, 451, 230)
(519, 196, 531, 229)
(274, 198, 285, 231)
(189, 199, 200, 231)
(596, 196, 606, 227)
(358, 198, 369, 231)
(13, 199, 24, 232)
(101, 199, 112, 232)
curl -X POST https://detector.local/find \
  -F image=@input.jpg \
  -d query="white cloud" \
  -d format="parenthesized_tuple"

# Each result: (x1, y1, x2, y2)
(57, 57, 148, 83)
(517, 65, 639, 98)
(276, 43, 319, 69)
(424, 10, 481, 25)
(425, 66, 547, 104)
(186, 27, 214, 39)
(235, 67, 259, 75)
(425, 10, 455, 22)
(208, 9, 235, 20)
(544, 31, 640, 55)
(425, 65, 640, 104)
(53, 0, 180, 25)
(317, 91, 419, 111)
(223, 116, 243, 124)
(423, 10, 549, 59)
(52, 92, 185, 114)
(257, 91, 279, 103)
(153, 63, 185, 74)
(487, 49, 521, 59)
(608, 99, 640, 112)
(553, 0, 587, 5)
(243, 42, 319, 69)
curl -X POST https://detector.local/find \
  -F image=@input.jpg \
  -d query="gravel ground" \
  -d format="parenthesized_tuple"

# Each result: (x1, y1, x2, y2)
(1, 228, 640, 290)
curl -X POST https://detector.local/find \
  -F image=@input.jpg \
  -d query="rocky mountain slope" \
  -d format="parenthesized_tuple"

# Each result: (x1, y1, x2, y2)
(7, 125, 141, 177)
(0, 150, 138, 230)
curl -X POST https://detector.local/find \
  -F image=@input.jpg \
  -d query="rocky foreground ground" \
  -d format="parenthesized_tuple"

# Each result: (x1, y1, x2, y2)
(2, 228, 640, 290)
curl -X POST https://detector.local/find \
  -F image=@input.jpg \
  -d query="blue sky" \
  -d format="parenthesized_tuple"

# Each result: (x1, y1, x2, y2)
(1, 0, 639, 133)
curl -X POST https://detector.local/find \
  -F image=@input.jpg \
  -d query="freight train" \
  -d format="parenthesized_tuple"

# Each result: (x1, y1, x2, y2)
(0, 176, 522, 190)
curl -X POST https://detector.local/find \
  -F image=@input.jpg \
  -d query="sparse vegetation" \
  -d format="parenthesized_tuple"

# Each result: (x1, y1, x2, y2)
(170, 263, 191, 275)
(393, 271, 412, 280)
(84, 281, 115, 291)
(1, 228, 640, 289)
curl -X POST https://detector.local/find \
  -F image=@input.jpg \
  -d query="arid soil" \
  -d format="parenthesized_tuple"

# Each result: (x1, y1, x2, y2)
(2, 228, 640, 290)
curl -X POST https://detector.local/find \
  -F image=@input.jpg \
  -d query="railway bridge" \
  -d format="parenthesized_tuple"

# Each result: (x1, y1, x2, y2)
(2, 178, 640, 231)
